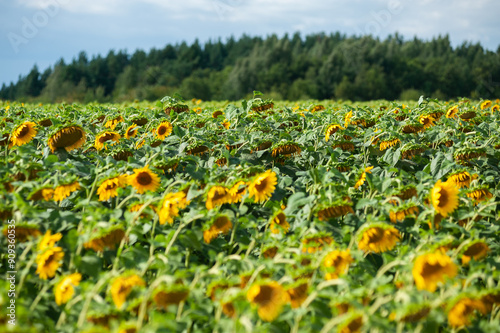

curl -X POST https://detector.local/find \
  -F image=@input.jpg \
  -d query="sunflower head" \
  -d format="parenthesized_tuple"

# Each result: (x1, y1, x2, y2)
(461, 240, 489, 265)
(247, 169, 277, 203)
(153, 284, 190, 308)
(55, 273, 81, 305)
(95, 131, 121, 151)
(48, 125, 86, 152)
(412, 251, 458, 292)
(11, 121, 37, 147)
(155, 121, 173, 140)
(269, 211, 289, 234)
(430, 180, 459, 217)
(357, 223, 401, 253)
(203, 215, 232, 244)
(128, 165, 161, 194)
(322, 249, 353, 280)
(447, 295, 487, 327)
(124, 124, 138, 139)
(246, 280, 288, 322)
(83, 226, 126, 252)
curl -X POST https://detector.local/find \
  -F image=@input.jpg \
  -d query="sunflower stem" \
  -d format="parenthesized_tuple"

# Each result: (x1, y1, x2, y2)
(29, 282, 51, 312)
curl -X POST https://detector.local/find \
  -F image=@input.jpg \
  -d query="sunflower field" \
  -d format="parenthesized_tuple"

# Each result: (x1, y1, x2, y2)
(1, 95, 500, 333)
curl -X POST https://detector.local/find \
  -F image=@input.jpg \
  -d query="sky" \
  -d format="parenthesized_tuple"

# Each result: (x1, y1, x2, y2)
(1, 0, 499, 87)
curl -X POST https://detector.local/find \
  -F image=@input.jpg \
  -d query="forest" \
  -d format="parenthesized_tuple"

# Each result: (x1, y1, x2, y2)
(1, 32, 500, 102)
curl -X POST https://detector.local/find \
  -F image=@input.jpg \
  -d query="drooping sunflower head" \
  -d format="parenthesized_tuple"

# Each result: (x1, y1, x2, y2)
(205, 185, 229, 210)
(83, 226, 126, 252)
(246, 280, 288, 322)
(357, 223, 401, 253)
(271, 141, 302, 159)
(28, 186, 55, 201)
(285, 279, 309, 309)
(153, 284, 190, 308)
(110, 273, 145, 309)
(227, 180, 247, 204)
(301, 232, 334, 253)
(94, 131, 121, 151)
(53, 180, 81, 202)
(247, 169, 278, 203)
(269, 211, 289, 234)
(48, 125, 87, 153)
(316, 198, 354, 221)
(379, 136, 401, 151)
(480, 100, 492, 110)
(155, 121, 173, 140)
(430, 180, 459, 217)
(127, 165, 161, 194)
(393, 303, 431, 323)
(104, 115, 124, 130)
(2, 223, 41, 243)
(447, 295, 487, 328)
(10, 121, 37, 147)
(338, 313, 364, 333)
(322, 249, 353, 280)
(412, 251, 458, 292)
(158, 191, 188, 225)
(203, 214, 232, 244)
(389, 202, 420, 223)
(124, 124, 138, 139)
(354, 166, 374, 189)
(401, 143, 427, 160)
(453, 147, 486, 162)
(466, 185, 493, 204)
(447, 170, 477, 189)
(325, 123, 342, 142)
(461, 240, 489, 265)
(36, 246, 65, 280)
(55, 273, 82, 306)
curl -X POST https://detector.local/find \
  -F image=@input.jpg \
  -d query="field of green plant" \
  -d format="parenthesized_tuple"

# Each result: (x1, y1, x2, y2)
(1, 95, 500, 332)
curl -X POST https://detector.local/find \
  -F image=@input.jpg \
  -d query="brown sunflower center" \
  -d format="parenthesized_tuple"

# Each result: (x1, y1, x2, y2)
(158, 126, 167, 135)
(99, 133, 114, 143)
(105, 182, 118, 191)
(214, 217, 229, 229)
(437, 188, 449, 208)
(136, 172, 152, 186)
(464, 243, 487, 257)
(421, 262, 445, 277)
(253, 285, 273, 305)
(18, 125, 30, 138)
(53, 127, 84, 148)
(367, 228, 385, 243)
(127, 128, 136, 136)
(212, 190, 226, 201)
(254, 178, 268, 192)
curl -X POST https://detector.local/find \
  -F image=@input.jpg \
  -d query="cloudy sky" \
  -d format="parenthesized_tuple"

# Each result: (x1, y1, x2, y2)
(1, 0, 499, 87)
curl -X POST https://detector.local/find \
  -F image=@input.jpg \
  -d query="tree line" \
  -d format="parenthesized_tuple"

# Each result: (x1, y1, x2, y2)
(2, 32, 500, 102)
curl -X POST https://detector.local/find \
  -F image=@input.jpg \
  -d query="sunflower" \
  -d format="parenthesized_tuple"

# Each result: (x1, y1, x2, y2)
(317, 200, 354, 220)
(401, 143, 427, 160)
(448, 296, 487, 328)
(153, 285, 190, 308)
(247, 281, 288, 322)
(2, 224, 41, 243)
(419, 114, 436, 129)
(271, 142, 301, 159)
(344, 111, 353, 127)
(227, 181, 247, 204)
(205, 185, 229, 210)
(461, 240, 489, 265)
(480, 290, 500, 313)
(207, 281, 232, 301)
(325, 124, 342, 142)
(53, 181, 80, 202)
(97, 175, 128, 201)
(55, 273, 81, 305)
(332, 140, 355, 151)
(454, 147, 486, 161)
(447, 171, 477, 189)
(412, 252, 458, 292)
(84, 226, 126, 252)
(111, 274, 145, 309)
(357, 224, 400, 253)
(48, 125, 86, 152)
(28, 187, 54, 201)
(128, 165, 160, 194)
(203, 215, 232, 244)
(389, 203, 419, 223)
(379, 138, 400, 151)
(322, 249, 353, 280)
(39, 230, 62, 251)
(124, 125, 138, 139)
(492, 104, 500, 113)
(104, 115, 124, 129)
(301, 233, 334, 253)
(269, 211, 290, 234)
(156, 121, 173, 140)
(286, 279, 309, 308)
(446, 105, 459, 118)
(339, 314, 363, 333)
(466, 186, 493, 204)
(247, 170, 277, 203)
(398, 304, 431, 323)
(480, 100, 492, 110)
(158, 191, 189, 225)
(430, 180, 459, 217)
(221, 301, 236, 318)
(262, 246, 278, 259)
(10, 121, 37, 146)
(36, 246, 64, 280)
(354, 166, 373, 189)
(95, 131, 121, 150)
